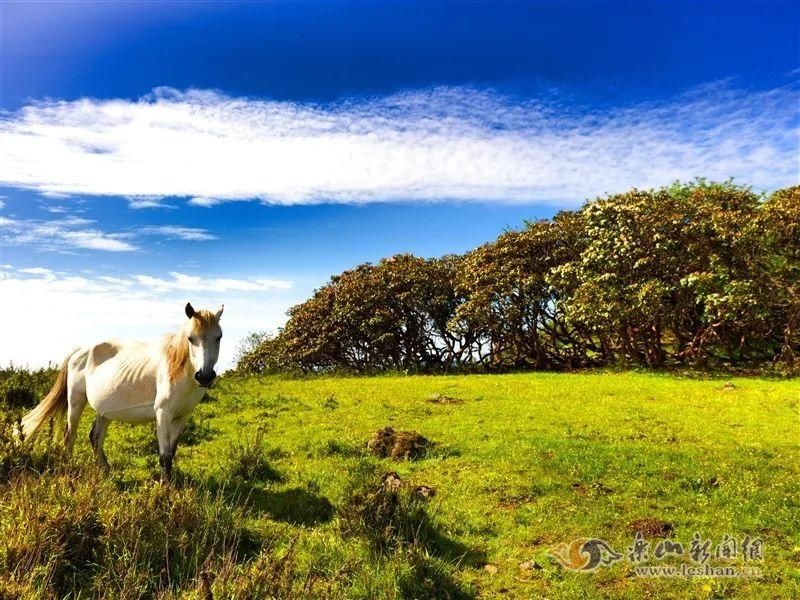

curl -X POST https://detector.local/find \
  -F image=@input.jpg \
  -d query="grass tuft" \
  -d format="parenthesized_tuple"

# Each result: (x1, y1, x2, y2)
(224, 431, 284, 483)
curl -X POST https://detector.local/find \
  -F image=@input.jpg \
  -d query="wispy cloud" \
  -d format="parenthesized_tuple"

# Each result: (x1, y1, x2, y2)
(17, 267, 55, 277)
(46, 207, 69, 214)
(0, 216, 217, 252)
(2, 266, 291, 297)
(0, 82, 796, 206)
(138, 226, 217, 241)
(134, 272, 290, 293)
(1, 215, 136, 252)
(127, 196, 176, 210)
(0, 268, 296, 369)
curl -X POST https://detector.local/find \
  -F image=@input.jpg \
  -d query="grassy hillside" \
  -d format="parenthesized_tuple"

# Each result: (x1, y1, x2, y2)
(2, 371, 798, 598)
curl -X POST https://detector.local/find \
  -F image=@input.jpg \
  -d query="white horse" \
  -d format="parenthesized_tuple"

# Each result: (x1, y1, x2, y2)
(21, 302, 223, 481)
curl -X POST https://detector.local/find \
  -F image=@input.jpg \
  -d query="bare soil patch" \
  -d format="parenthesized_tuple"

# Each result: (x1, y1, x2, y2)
(367, 427, 430, 460)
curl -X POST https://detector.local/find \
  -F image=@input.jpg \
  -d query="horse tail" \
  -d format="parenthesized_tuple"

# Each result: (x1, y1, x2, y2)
(20, 352, 73, 440)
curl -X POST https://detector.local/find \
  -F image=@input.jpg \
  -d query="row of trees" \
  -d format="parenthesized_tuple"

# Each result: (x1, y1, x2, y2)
(237, 181, 799, 373)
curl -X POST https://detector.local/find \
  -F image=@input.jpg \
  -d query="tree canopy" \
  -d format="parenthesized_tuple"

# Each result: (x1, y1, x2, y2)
(237, 181, 799, 373)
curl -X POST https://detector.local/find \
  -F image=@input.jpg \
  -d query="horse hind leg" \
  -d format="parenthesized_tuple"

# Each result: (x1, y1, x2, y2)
(89, 415, 111, 472)
(64, 386, 87, 455)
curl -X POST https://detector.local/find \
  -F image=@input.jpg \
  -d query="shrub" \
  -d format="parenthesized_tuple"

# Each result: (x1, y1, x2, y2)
(0, 413, 59, 483)
(0, 365, 58, 410)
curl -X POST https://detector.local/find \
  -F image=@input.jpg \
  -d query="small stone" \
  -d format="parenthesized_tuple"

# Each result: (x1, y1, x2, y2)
(381, 471, 403, 490)
(414, 485, 436, 499)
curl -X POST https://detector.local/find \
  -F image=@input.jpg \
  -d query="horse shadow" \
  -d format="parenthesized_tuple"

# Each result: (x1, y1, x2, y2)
(398, 553, 477, 600)
(188, 473, 335, 527)
(418, 521, 485, 568)
(239, 485, 335, 526)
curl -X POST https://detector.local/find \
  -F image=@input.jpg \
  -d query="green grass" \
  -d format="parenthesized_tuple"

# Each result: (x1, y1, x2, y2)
(4, 371, 799, 598)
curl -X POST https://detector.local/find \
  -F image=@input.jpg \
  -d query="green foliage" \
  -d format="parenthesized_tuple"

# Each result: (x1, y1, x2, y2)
(556, 180, 776, 366)
(238, 181, 799, 373)
(262, 254, 465, 373)
(0, 412, 60, 483)
(455, 211, 585, 368)
(0, 364, 58, 409)
(761, 185, 800, 362)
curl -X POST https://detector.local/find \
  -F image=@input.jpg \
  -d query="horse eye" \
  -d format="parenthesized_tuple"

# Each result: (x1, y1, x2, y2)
(188, 336, 195, 344)
(217, 335, 222, 341)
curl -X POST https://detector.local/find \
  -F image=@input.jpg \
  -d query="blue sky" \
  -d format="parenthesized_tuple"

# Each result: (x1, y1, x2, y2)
(1, 1, 798, 368)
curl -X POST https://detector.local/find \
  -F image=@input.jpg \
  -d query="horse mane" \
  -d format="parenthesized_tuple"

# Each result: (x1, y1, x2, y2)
(165, 333, 190, 382)
(164, 309, 217, 382)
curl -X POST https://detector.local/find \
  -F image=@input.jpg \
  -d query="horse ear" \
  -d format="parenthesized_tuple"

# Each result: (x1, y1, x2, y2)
(185, 302, 195, 319)
(215, 305, 224, 320)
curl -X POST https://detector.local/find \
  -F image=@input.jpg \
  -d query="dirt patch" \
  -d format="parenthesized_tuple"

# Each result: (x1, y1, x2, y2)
(367, 427, 430, 460)
(426, 394, 464, 405)
(628, 517, 674, 537)
(571, 481, 614, 496)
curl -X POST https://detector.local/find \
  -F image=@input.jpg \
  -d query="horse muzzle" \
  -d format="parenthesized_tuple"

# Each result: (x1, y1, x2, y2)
(194, 369, 217, 388)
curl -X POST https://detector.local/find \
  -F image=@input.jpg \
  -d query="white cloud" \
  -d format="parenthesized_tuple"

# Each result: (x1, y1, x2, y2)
(0, 83, 796, 206)
(62, 230, 136, 252)
(97, 275, 134, 286)
(0, 268, 297, 370)
(1, 215, 137, 252)
(17, 267, 55, 277)
(127, 196, 176, 210)
(0, 216, 218, 252)
(138, 226, 217, 241)
(134, 271, 291, 293)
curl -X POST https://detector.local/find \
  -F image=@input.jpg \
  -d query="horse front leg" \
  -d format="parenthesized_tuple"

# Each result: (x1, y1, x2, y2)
(169, 414, 191, 459)
(156, 407, 175, 483)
